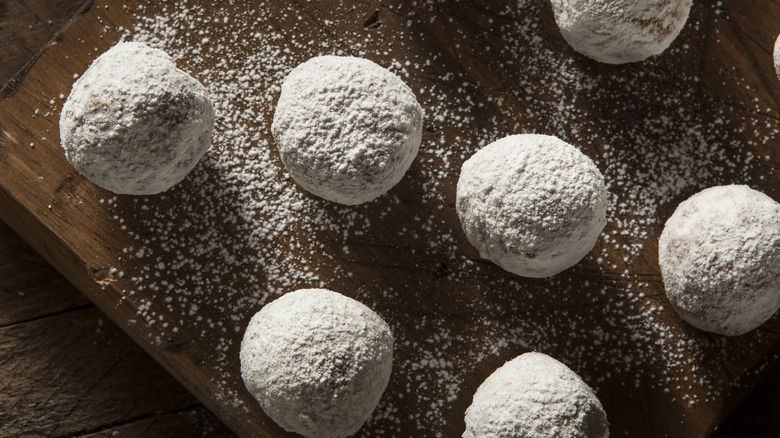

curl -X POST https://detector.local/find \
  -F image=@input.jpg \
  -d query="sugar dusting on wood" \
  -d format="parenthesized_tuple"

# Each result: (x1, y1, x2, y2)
(56, 0, 780, 436)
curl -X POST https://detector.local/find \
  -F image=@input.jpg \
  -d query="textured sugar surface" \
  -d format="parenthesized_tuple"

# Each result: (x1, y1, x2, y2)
(272, 55, 424, 205)
(774, 34, 780, 83)
(240, 289, 393, 438)
(464, 352, 608, 438)
(550, 0, 692, 64)
(50, 1, 780, 436)
(456, 134, 607, 278)
(59, 42, 215, 195)
(659, 185, 780, 337)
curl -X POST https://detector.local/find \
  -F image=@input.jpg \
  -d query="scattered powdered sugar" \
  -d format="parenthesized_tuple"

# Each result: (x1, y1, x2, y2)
(550, 0, 693, 64)
(59, 41, 215, 195)
(456, 134, 607, 278)
(658, 185, 780, 336)
(240, 289, 393, 438)
(272, 55, 423, 205)
(56, 0, 780, 436)
(464, 352, 609, 438)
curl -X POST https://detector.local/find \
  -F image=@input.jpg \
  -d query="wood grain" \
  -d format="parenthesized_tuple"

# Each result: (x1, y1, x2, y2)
(0, 1, 779, 437)
(0, 2, 234, 436)
(0, 0, 93, 332)
(0, 217, 236, 437)
(0, 306, 197, 436)
(0, 0, 91, 84)
(0, 218, 90, 326)
(74, 407, 235, 438)
(0, 2, 230, 436)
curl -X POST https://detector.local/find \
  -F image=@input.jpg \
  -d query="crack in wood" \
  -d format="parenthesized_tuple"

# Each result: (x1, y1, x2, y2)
(363, 10, 382, 29)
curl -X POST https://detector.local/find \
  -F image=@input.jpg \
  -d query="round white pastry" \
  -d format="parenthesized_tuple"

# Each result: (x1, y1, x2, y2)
(456, 134, 607, 278)
(464, 352, 609, 438)
(271, 55, 423, 205)
(658, 185, 780, 336)
(240, 288, 394, 438)
(59, 42, 214, 195)
(773, 34, 780, 82)
(550, 0, 692, 64)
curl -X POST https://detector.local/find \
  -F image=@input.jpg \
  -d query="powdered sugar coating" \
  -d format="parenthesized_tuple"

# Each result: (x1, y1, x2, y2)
(93, 2, 779, 434)
(774, 34, 780, 83)
(456, 134, 607, 278)
(550, 0, 692, 64)
(239, 288, 394, 438)
(658, 185, 780, 336)
(464, 352, 609, 438)
(59, 42, 214, 195)
(271, 55, 423, 205)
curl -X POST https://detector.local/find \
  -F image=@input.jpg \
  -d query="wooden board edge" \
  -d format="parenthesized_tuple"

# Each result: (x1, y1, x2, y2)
(0, 182, 258, 437)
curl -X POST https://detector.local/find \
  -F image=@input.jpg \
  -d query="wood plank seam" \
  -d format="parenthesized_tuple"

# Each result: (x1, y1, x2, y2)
(0, 303, 93, 329)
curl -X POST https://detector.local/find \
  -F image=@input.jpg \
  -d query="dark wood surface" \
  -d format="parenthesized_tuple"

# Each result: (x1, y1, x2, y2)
(0, 0, 87, 82)
(0, 1, 232, 436)
(0, 0, 779, 437)
(0, 220, 235, 437)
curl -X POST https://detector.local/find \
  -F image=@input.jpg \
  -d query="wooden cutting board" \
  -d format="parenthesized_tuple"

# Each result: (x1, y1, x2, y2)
(1, 1, 779, 437)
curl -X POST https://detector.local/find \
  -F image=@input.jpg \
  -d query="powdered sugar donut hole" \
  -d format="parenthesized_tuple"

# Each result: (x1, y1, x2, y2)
(240, 288, 394, 438)
(59, 42, 215, 195)
(464, 352, 609, 438)
(550, 0, 692, 64)
(773, 34, 780, 82)
(272, 55, 423, 205)
(658, 185, 780, 336)
(456, 134, 607, 278)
